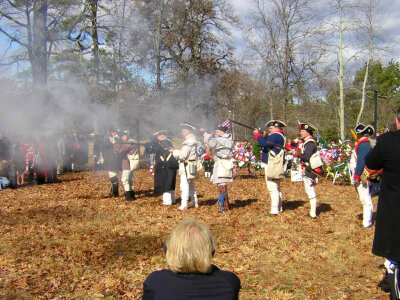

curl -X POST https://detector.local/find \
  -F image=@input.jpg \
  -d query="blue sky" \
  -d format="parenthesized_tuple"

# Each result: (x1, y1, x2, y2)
(1, 0, 399, 78)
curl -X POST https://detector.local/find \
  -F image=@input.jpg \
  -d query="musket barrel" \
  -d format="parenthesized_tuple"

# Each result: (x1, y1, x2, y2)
(230, 119, 255, 130)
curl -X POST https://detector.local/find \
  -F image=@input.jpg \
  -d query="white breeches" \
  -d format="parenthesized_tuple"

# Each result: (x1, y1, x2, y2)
(108, 171, 117, 178)
(303, 177, 317, 217)
(180, 173, 197, 208)
(162, 190, 176, 205)
(264, 166, 282, 214)
(356, 182, 373, 227)
(121, 170, 133, 192)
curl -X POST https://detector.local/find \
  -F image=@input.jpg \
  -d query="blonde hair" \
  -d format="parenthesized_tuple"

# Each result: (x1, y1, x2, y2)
(166, 218, 215, 274)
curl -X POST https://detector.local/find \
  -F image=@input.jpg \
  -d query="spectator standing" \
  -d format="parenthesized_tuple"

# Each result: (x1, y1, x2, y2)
(366, 108, 400, 300)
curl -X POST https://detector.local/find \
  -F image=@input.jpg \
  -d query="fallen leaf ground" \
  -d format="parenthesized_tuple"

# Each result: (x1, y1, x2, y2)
(0, 169, 389, 299)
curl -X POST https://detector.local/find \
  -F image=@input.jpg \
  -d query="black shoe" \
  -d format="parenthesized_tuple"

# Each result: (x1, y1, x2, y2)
(130, 190, 136, 200)
(125, 191, 133, 201)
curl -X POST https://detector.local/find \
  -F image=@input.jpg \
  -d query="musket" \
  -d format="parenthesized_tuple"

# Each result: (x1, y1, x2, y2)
(230, 119, 255, 130)
(229, 119, 266, 134)
(267, 141, 290, 151)
(116, 142, 148, 146)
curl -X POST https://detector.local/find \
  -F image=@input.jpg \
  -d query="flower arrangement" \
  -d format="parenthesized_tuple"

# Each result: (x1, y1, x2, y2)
(319, 142, 353, 181)
(232, 142, 262, 171)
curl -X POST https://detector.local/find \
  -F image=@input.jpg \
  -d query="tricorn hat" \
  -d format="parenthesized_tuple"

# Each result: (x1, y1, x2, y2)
(215, 125, 228, 132)
(299, 123, 317, 133)
(153, 130, 169, 136)
(181, 122, 196, 131)
(265, 120, 287, 128)
(354, 123, 374, 136)
(121, 130, 129, 136)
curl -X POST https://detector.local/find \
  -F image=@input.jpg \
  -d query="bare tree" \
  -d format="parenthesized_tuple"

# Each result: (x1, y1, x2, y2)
(0, 0, 48, 86)
(356, 0, 379, 125)
(0, 1, 84, 87)
(329, 0, 370, 140)
(248, 0, 328, 124)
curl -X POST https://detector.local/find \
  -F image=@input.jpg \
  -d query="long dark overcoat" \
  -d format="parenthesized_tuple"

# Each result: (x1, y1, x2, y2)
(146, 138, 178, 195)
(96, 136, 121, 172)
(365, 130, 400, 262)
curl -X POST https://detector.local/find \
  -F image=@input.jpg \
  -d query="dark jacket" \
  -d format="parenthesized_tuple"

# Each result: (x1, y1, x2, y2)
(0, 137, 11, 161)
(97, 136, 121, 172)
(255, 132, 285, 164)
(146, 138, 178, 195)
(143, 265, 240, 300)
(354, 138, 371, 176)
(365, 130, 400, 262)
(298, 137, 317, 179)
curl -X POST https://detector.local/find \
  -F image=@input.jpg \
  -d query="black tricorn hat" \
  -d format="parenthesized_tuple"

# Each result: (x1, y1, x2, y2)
(121, 130, 129, 136)
(181, 122, 196, 131)
(299, 123, 317, 133)
(265, 120, 287, 128)
(354, 123, 374, 136)
(215, 125, 228, 132)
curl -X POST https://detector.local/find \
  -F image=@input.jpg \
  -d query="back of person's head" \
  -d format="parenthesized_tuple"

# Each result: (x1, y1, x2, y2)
(165, 218, 215, 274)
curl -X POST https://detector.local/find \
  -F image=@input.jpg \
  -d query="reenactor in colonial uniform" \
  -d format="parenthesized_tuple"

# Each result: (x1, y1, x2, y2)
(253, 120, 286, 216)
(289, 123, 319, 219)
(0, 132, 12, 185)
(112, 130, 138, 201)
(199, 125, 233, 211)
(349, 123, 375, 228)
(170, 123, 199, 210)
(146, 131, 179, 205)
(101, 128, 121, 198)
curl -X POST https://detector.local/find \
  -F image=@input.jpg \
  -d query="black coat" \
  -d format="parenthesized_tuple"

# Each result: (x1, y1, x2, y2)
(96, 136, 121, 172)
(146, 138, 178, 195)
(365, 130, 400, 262)
(143, 265, 241, 300)
(0, 138, 11, 161)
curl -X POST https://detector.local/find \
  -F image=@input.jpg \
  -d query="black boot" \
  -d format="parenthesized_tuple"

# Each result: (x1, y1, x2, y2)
(125, 191, 133, 201)
(130, 190, 136, 200)
(110, 176, 119, 197)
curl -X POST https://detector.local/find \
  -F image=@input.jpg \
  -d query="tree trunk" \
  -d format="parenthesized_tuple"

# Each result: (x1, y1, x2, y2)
(154, 0, 164, 90)
(338, 0, 345, 141)
(357, 59, 369, 125)
(32, 0, 48, 88)
(89, 0, 100, 132)
(89, 0, 100, 89)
